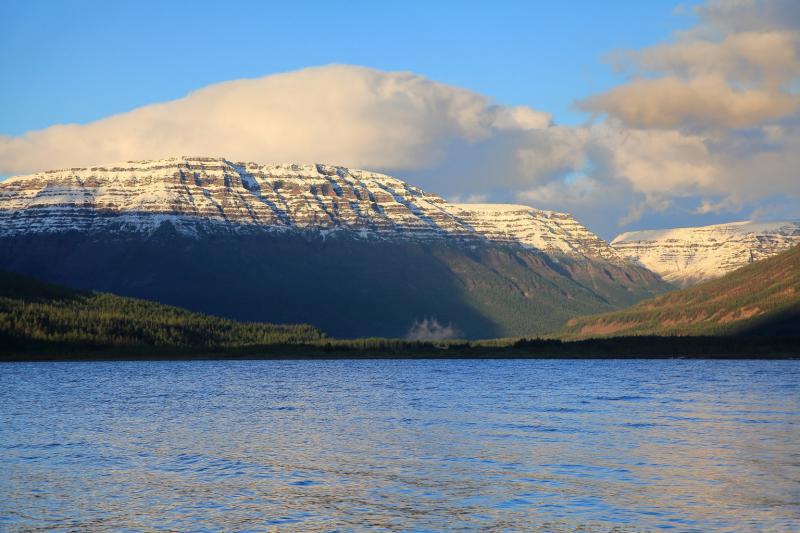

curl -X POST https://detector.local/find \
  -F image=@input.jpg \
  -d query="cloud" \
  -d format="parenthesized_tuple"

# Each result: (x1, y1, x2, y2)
(513, 122, 728, 229)
(567, 0, 800, 231)
(449, 193, 490, 204)
(615, 31, 800, 88)
(695, 197, 740, 214)
(580, 75, 799, 129)
(706, 117, 800, 200)
(697, 0, 800, 33)
(0, 65, 552, 176)
(601, 124, 720, 194)
(582, 0, 800, 132)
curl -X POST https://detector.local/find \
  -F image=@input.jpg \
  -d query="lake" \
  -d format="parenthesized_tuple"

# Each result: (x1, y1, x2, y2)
(1, 360, 799, 531)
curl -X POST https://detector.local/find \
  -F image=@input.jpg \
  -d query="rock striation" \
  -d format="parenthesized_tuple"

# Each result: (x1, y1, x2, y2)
(450, 203, 619, 261)
(612, 221, 800, 286)
(0, 156, 620, 260)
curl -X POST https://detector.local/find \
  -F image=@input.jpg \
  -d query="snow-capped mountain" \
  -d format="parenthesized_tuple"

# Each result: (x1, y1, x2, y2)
(612, 221, 800, 286)
(0, 156, 619, 260)
(448, 204, 619, 260)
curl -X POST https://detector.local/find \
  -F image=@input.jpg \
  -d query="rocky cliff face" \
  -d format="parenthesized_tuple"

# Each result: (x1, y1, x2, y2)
(612, 221, 800, 286)
(449, 204, 620, 261)
(0, 156, 620, 260)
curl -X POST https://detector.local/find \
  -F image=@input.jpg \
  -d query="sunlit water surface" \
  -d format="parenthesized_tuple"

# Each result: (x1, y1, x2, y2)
(1, 360, 799, 531)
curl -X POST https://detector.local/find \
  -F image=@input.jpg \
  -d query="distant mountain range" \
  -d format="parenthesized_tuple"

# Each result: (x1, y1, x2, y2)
(612, 220, 800, 286)
(0, 157, 666, 339)
(561, 243, 800, 339)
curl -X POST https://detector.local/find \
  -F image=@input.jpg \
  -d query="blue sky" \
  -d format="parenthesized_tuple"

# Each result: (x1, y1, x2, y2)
(0, 0, 697, 134)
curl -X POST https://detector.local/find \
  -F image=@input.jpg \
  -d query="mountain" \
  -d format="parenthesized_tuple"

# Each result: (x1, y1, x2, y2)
(1, 157, 624, 257)
(0, 269, 323, 355)
(0, 156, 670, 339)
(560, 244, 800, 339)
(447, 203, 619, 260)
(612, 220, 800, 287)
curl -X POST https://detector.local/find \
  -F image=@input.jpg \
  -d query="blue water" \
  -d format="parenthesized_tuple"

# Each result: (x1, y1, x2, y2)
(1, 360, 799, 531)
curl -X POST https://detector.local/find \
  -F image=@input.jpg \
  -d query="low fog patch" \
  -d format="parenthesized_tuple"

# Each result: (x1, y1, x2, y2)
(406, 318, 458, 341)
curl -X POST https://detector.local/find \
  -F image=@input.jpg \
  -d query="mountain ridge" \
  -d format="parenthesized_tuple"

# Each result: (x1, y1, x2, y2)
(0, 156, 621, 260)
(560, 244, 800, 339)
(612, 219, 800, 286)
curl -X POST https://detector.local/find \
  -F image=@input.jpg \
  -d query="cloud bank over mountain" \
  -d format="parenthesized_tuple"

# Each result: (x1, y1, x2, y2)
(577, 0, 800, 224)
(0, 0, 797, 237)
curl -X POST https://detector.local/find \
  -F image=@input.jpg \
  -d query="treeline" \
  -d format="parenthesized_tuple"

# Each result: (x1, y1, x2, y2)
(0, 270, 323, 353)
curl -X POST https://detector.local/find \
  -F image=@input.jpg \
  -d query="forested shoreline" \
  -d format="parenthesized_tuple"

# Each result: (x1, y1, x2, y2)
(2, 269, 798, 361)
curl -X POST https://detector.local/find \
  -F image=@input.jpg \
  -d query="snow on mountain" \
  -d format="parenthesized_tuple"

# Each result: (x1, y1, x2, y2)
(449, 204, 619, 260)
(612, 220, 800, 286)
(0, 156, 620, 260)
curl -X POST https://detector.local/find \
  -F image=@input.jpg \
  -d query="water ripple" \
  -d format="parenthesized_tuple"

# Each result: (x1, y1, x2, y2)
(1, 359, 799, 531)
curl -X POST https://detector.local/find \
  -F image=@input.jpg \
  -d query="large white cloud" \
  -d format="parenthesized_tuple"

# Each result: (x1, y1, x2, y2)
(0, 65, 551, 176)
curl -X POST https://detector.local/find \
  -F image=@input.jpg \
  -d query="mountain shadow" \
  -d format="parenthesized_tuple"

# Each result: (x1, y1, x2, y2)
(0, 268, 324, 356)
(734, 306, 800, 337)
(0, 224, 669, 339)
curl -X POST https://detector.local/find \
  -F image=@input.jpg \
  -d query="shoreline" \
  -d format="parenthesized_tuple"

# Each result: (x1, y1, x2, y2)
(3, 336, 799, 361)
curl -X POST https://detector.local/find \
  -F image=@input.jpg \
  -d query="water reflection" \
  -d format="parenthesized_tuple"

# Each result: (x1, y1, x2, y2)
(1, 360, 799, 530)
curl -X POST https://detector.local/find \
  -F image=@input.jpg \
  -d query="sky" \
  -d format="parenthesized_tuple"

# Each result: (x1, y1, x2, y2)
(1, 0, 798, 239)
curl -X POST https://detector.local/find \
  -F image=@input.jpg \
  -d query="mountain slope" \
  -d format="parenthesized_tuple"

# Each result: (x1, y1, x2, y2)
(560, 244, 800, 339)
(612, 220, 800, 286)
(0, 231, 668, 339)
(0, 157, 670, 338)
(0, 269, 323, 354)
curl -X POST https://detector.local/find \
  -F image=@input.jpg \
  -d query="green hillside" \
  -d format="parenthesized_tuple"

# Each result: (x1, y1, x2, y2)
(1, 269, 798, 360)
(0, 231, 670, 339)
(559, 244, 800, 339)
(0, 270, 323, 354)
